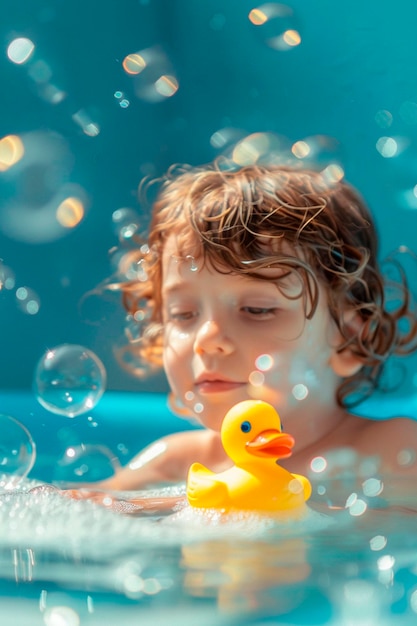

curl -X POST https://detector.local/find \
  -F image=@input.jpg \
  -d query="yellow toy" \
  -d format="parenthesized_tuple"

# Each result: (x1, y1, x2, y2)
(187, 400, 311, 512)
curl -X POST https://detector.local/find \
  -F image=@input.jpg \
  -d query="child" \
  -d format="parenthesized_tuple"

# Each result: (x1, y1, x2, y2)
(72, 162, 417, 510)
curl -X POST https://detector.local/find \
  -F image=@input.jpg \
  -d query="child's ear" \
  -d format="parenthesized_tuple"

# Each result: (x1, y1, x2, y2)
(329, 310, 364, 378)
(329, 347, 363, 378)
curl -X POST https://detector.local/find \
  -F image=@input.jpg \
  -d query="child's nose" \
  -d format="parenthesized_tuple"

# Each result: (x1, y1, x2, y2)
(194, 319, 235, 356)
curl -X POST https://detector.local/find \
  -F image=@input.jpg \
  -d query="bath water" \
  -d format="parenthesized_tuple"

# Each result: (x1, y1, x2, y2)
(0, 391, 416, 625)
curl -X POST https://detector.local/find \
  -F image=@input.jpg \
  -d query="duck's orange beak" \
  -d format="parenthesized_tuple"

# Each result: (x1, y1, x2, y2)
(246, 430, 295, 459)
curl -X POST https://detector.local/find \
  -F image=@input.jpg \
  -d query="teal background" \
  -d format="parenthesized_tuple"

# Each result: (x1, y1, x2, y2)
(1, 0, 417, 396)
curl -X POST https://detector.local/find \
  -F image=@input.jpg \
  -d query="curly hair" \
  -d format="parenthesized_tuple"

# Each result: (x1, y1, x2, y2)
(114, 163, 417, 408)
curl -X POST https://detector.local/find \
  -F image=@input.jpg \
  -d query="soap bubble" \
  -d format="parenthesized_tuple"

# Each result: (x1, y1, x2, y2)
(291, 134, 343, 167)
(53, 444, 121, 484)
(28, 484, 60, 496)
(72, 108, 100, 136)
(112, 207, 141, 241)
(0, 262, 15, 290)
(43, 606, 80, 626)
(7, 37, 35, 64)
(0, 414, 36, 487)
(248, 3, 301, 51)
(123, 46, 179, 103)
(231, 132, 287, 166)
(15, 285, 41, 315)
(0, 131, 88, 243)
(376, 136, 399, 158)
(34, 344, 106, 417)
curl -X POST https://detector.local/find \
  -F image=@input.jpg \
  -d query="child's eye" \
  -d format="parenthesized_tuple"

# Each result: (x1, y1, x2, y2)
(169, 310, 198, 322)
(241, 306, 278, 318)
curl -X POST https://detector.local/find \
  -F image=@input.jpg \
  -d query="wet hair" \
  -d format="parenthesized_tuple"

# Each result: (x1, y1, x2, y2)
(115, 162, 417, 408)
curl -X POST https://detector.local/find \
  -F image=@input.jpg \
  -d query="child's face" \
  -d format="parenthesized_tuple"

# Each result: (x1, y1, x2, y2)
(161, 234, 344, 431)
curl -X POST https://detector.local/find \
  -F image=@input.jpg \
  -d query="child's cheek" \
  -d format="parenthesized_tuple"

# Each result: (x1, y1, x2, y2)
(247, 350, 330, 409)
(163, 327, 191, 377)
(164, 325, 191, 346)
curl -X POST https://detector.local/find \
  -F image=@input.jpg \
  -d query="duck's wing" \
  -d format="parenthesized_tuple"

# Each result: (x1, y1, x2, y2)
(291, 473, 312, 502)
(186, 462, 228, 508)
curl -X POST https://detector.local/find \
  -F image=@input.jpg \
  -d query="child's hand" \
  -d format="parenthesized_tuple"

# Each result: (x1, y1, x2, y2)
(62, 488, 186, 516)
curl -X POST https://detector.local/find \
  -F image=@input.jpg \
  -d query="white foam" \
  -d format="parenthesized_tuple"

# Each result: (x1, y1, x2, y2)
(166, 502, 335, 540)
(0, 478, 333, 557)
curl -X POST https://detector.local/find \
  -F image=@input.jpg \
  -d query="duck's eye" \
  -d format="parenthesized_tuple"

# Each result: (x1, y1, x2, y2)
(240, 421, 252, 433)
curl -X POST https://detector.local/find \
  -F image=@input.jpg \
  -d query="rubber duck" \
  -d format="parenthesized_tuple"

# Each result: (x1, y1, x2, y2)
(186, 400, 311, 512)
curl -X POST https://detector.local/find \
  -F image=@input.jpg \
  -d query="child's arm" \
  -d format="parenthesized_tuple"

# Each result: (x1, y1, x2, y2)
(64, 488, 186, 515)
(63, 428, 228, 515)
(64, 428, 227, 493)
(94, 428, 226, 490)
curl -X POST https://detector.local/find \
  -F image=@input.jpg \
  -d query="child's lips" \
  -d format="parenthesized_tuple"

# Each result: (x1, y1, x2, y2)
(195, 378, 246, 394)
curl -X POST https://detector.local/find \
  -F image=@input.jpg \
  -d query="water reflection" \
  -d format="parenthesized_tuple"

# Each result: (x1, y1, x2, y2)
(182, 537, 310, 613)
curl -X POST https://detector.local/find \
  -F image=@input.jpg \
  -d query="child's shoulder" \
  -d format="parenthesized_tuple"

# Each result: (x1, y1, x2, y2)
(355, 414, 417, 476)
(163, 427, 230, 472)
